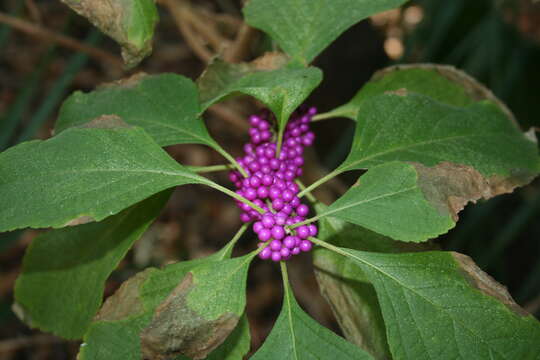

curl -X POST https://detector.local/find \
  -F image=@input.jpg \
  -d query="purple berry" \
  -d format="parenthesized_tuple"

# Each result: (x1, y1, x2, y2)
(271, 252, 282, 262)
(270, 240, 282, 251)
(283, 236, 296, 249)
(272, 198, 284, 211)
(296, 225, 310, 239)
(258, 228, 271, 242)
(261, 214, 275, 228)
(296, 204, 309, 217)
(259, 247, 272, 260)
(308, 224, 318, 236)
(300, 240, 313, 252)
(271, 225, 285, 240)
(253, 221, 264, 233)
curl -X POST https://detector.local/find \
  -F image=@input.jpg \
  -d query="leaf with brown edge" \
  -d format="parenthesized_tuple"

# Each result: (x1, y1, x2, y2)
(141, 273, 239, 360)
(331, 247, 540, 359)
(61, 0, 158, 67)
(413, 161, 537, 222)
(452, 252, 529, 317)
(324, 63, 518, 122)
(141, 253, 255, 360)
(78, 242, 251, 360)
(312, 202, 436, 358)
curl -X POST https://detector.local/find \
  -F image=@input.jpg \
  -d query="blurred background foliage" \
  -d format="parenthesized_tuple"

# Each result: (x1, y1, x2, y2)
(0, 0, 539, 358)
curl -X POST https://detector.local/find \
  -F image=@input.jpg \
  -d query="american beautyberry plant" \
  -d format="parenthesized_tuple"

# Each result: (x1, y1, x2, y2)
(3, 0, 540, 359)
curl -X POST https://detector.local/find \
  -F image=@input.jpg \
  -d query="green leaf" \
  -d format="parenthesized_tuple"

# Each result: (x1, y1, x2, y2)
(251, 264, 373, 360)
(339, 93, 539, 177)
(0, 116, 213, 232)
(329, 246, 540, 359)
(79, 242, 251, 360)
(56, 73, 218, 149)
(197, 57, 322, 133)
(243, 0, 409, 64)
(312, 203, 433, 358)
(61, 0, 158, 67)
(141, 253, 255, 359)
(324, 64, 480, 121)
(316, 162, 454, 242)
(13, 191, 170, 339)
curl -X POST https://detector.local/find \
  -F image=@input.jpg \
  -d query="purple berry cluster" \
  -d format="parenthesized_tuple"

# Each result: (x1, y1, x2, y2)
(229, 107, 318, 261)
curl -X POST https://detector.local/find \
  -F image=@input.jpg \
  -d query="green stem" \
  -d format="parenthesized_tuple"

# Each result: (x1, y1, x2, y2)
(311, 106, 354, 122)
(188, 164, 234, 173)
(309, 236, 350, 257)
(209, 182, 265, 214)
(297, 168, 344, 198)
(215, 145, 248, 178)
(289, 213, 322, 230)
(280, 261, 290, 288)
(219, 223, 249, 260)
(276, 127, 285, 158)
(295, 179, 318, 204)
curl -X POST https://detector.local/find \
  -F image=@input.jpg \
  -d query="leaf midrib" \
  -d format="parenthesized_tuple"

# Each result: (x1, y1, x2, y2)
(349, 251, 510, 359)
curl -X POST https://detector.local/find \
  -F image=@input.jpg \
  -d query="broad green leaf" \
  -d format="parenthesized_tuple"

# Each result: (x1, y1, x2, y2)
(251, 264, 373, 360)
(61, 0, 158, 67)
(318, 162, 454, 242)
(14, 191, 170, 339)
(55, 73, 221, 149)
(197, 57, 322, 132)
(141, 253, 255, 359)
(79, 242, 251, 360)
(339, 93, 539, 177)
(324, 64, 479, 121)
(312, 202, 433, 358)
(0, 117, 214, 232)
(243, 0, 409, 65)
(332, 246, 540, 359)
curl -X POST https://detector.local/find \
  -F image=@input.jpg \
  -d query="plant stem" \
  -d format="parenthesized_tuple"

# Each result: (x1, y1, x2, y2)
(289, 213, 323, 229)
(188, 164, 234, 173)
(276, 127, 284, 158)
(219, 223, 249, 260)
(309, 236, 350, 257)
(209, 182, 265, 214)
(279, 261, 290, 289)
(214, 145, 248, 177)
(297, 168, 344, 198)
(311, 107, 354, 122)
(295, 179, 318, 204)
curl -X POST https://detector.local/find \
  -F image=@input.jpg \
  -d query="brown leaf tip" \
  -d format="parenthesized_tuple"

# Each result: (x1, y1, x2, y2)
(452, 252, 529, 317)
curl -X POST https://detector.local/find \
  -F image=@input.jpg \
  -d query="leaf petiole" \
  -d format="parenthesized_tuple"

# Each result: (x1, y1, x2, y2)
(207, 182, 265, 214)
(187, 164, 234, 173)
(219, 223, 249, 260)
(297, 167, 345, 198)
(214, 145, 248, 178)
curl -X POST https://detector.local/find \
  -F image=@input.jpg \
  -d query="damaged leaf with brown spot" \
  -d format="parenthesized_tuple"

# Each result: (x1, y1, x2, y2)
(14, 191, 170, 340)
(141, 253, 255, 360)
(333, 247, 540, 359)
(61, 0, 159, 67)
(318, 162, 455, 242)
(79, 242, 251, 360)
